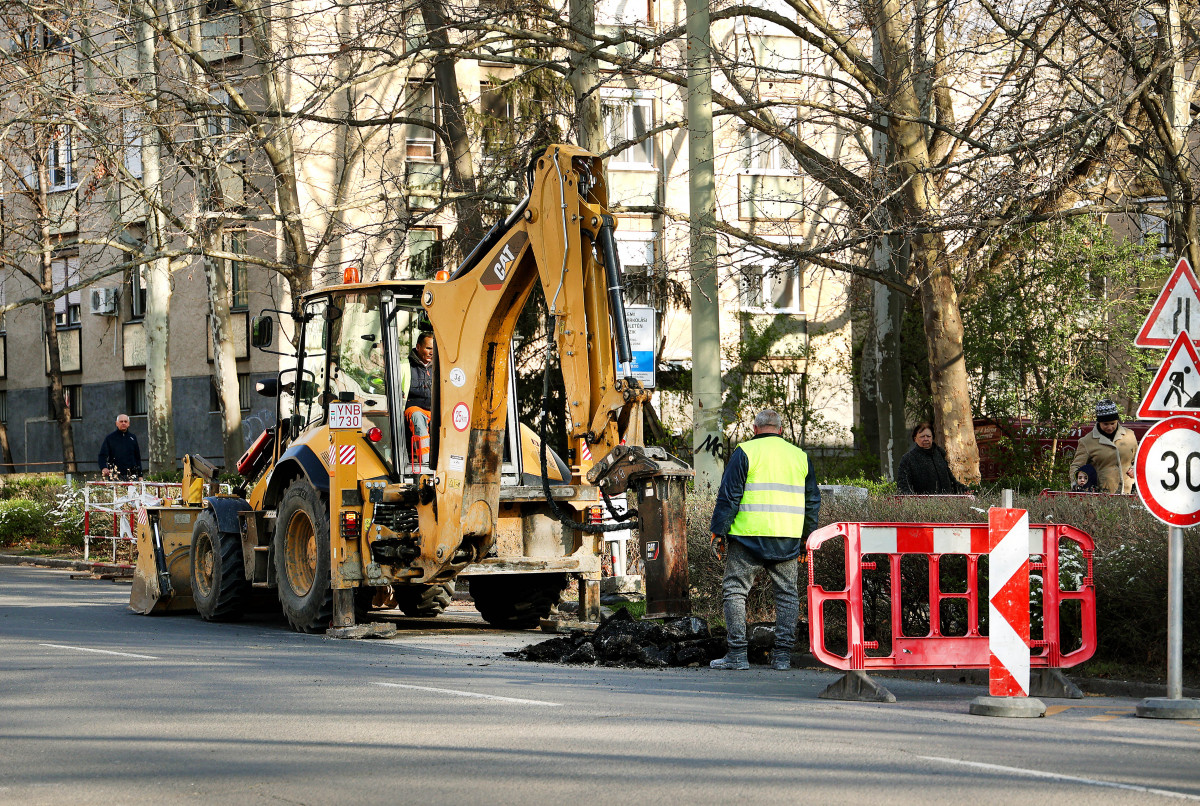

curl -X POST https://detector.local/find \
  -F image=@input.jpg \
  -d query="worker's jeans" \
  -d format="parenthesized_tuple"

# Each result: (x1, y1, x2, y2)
(721, 539, 800, 655)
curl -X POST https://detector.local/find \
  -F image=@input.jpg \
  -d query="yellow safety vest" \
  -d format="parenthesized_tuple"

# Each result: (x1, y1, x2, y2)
(728, 436, 809, 539)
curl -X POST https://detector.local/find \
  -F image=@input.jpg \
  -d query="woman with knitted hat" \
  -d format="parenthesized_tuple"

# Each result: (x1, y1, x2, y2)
(1069, 399, 1138, 494)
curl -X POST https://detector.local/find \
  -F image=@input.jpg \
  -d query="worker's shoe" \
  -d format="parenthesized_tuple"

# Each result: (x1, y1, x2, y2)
(769, 649, 792, 671)
(710, 652, 750, 671)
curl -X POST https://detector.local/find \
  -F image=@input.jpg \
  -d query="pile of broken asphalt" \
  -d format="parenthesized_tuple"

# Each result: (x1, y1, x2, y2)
(508, 608, 732, 667)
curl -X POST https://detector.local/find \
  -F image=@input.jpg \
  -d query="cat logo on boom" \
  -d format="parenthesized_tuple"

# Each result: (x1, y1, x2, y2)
(481, 231, 528, 290)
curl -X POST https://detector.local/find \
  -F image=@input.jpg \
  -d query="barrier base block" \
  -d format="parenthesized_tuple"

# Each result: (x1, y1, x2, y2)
(1029, 669, 1083, 699)
(819, 671, 896, 703)
(968, 695, 1046, 718)
(1136, 697, 1200, 719)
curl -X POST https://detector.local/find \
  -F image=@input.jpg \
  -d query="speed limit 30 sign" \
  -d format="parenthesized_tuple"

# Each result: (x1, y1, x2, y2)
(1136, 415, 1200, 526)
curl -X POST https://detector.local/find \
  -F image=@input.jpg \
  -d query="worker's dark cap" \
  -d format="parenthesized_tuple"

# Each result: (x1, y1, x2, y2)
(1096, 399, 1120, 423)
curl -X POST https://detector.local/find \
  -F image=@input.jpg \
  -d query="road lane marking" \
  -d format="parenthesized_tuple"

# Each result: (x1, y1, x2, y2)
(38, 643, 158, 660)
(370, 681, 561, 706)
(920, 756, 1200, 801)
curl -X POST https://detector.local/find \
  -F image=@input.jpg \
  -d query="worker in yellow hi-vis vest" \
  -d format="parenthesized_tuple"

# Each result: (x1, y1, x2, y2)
(708, 409, 821, 671)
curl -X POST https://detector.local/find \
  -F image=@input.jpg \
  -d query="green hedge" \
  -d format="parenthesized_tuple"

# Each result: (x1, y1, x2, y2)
(0, 477, 86, 548)
(686, 487, 1199, 673)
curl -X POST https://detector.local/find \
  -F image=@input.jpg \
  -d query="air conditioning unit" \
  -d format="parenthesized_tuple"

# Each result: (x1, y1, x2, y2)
(89, 287, 119, 316)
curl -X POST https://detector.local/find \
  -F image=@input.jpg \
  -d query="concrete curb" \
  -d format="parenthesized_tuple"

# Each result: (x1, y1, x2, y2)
(0, 553, 131, 573)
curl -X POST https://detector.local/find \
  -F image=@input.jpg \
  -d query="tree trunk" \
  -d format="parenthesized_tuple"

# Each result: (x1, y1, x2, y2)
(876, 0, 979, 483)
(137, 7, 175, 474)
(0, 422, 13, 471)
(421, 0, 484, 256)
(202, 220, 244, 471)
(38, 161, 76, 474)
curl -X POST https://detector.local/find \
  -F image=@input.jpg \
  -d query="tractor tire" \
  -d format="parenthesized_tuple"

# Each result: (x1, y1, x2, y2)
(191, 509, 250, 622)
(468, 574, 567, 630)
(393, 581, 455, 618)
(274, 478, 333, 633)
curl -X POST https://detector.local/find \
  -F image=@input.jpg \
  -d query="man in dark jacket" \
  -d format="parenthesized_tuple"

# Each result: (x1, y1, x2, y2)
(404, 332, 435, 465)
(708, 409, 820, 671)
(98, 414, 142, 479)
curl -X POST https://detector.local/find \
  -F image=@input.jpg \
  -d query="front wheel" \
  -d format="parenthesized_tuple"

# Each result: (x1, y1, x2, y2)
(468, 574, 567, 630)
(393, 581, 454, 618)
(191, 509, 249, 621)
(274, 478, 332, 633)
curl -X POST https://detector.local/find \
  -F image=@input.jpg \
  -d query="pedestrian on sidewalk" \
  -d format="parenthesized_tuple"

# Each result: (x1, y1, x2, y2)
(1069, 399, 1138, 494)
(98, 413, 142, 480)
(708, 409, 821, 671)
(896, 422, 967, 495)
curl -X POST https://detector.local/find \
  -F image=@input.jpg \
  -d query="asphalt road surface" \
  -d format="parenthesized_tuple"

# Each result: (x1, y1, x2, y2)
(2, 564, 1198, 805)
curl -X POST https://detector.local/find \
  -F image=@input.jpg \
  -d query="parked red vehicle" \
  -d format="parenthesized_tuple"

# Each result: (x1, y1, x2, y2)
(973, 417, 1155, 482)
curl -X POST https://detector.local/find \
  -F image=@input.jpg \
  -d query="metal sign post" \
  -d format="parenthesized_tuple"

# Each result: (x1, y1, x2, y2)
(1133, 418, 1200, 718)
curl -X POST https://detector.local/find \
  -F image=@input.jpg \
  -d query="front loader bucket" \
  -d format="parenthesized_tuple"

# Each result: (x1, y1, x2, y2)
(129, 508, 197, 614)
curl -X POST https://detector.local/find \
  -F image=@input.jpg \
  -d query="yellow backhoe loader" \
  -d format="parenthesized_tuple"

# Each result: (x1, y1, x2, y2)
(130, 144, 692, 633)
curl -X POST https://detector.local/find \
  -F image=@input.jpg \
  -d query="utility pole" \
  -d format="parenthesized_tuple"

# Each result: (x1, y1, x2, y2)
(872, 25, 907, 479)
(686, 0, 722, 490)
(569, 0, 603, 152)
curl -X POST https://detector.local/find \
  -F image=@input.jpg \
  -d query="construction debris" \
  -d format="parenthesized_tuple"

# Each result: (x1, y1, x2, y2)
(508, 608, 726, 667)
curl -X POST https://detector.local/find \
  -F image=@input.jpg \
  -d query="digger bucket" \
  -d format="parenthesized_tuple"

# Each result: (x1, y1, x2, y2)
(638, 474, 691, 619)
(129, 507, 199, 614)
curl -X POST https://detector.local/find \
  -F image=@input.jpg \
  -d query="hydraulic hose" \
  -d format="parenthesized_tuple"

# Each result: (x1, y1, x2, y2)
(596, 216, 634, 378)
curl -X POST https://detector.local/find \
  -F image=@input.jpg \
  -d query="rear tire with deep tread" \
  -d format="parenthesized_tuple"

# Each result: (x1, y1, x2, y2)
(468, 574, 567, 630)
(274, 478, 333, 633)
(191, 510, 250, 621)
(393, 581, 454, 618)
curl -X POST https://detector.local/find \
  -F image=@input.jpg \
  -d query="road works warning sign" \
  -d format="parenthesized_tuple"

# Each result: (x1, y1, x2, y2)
(1135, 257, 1200, 348)
(1137, 332, 1200, 419)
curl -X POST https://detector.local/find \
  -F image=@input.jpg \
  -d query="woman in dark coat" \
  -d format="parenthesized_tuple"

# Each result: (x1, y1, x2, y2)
(896, 422, 967, 494)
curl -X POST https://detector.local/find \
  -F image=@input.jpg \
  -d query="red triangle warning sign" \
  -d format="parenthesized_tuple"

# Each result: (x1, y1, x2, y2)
(1138, 332, 1200, 418)
(1136, 257, 1200, 348)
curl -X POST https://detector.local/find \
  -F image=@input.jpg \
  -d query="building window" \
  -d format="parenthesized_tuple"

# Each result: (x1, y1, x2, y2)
(602, 95, 654, 167)
(52, 255, 81, 327)
(47, 126, 75, 191)
(406, 83, 437, 161)
(402, 10, 426, 50)
(1138, 212, 1169, 256)
(19, 22, 67, 52)
(617, 233, 656, 306)
(129, 264, 147, 319)
(597, 0, 652, 25)
(742, 261, 803, 314)
(0, 390, 6, 424)
(226, 229, 248, 309)
(123, 111, 143, 179)
(742, 109, 798, 174)
(210, 373, 250, 412)
(205, 0, 234, 14)
(208, 88, 234, 157)
(48, 384, 83, 419)
(480, 81, 514, 161)
(126, 379, 147, 416)
(408, 228, 442, 279)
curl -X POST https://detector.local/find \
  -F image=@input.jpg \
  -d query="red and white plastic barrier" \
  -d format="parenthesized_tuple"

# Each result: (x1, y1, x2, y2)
(807, 521, 1096, 673)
